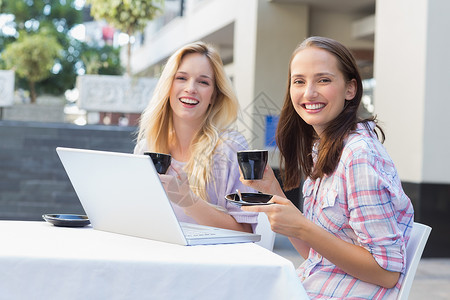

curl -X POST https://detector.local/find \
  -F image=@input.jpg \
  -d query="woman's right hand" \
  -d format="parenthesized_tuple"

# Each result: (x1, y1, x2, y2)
(239, 165, 285, 197)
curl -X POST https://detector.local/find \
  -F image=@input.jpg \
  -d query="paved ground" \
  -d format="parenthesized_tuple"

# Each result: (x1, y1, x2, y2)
(272, 234, 450, 300)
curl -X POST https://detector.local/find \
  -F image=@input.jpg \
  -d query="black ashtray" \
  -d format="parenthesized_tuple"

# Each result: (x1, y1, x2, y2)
(225, 192, 273, 206)
(42, 214, 90, 227)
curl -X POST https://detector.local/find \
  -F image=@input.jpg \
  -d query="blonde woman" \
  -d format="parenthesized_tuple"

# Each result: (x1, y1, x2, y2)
(134, 41, 257, 233)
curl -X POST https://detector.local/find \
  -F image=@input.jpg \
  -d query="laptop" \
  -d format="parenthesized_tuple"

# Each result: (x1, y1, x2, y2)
(56, 147, 260, 246)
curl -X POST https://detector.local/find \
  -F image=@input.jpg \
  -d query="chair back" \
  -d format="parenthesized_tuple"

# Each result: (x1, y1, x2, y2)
(255, 213, 276, 251)
(397, 222, 432, 300)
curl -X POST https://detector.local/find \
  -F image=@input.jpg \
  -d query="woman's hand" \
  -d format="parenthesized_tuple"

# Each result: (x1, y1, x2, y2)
(239, 166, 285, 197)
(159, 167, 253, 233)
(159, 166, 198, 207)
(241, 195, 306, 237)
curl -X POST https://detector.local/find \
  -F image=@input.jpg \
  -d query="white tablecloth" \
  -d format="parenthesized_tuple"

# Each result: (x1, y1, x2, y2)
(0, 221, 309, 300)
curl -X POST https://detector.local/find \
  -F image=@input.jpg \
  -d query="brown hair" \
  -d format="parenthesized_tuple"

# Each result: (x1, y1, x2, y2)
(276, 36, 384, 190)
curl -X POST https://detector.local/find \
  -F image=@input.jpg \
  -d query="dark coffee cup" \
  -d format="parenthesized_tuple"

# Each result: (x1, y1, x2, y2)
(237, 150, 268, 180)
(144, 152, 172, 174)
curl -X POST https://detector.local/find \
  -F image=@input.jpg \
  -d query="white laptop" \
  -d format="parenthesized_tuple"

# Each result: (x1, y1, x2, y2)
(56, 147, 260, 246)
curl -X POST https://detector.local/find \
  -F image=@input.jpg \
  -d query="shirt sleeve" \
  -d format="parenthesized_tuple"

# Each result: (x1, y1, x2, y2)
(134, 139, 147, 154)
(345, 148, 406, 273)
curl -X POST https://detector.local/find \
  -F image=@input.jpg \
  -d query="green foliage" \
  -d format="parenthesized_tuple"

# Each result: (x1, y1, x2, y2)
(0, 0, 85, 96)
(0, 0, 132, 97)
(2, 0, 82, 32)
(80, 44, 124, 75)
(3, 31, 62, 83)
(86, 0, 164, 75)
(86, 0, 163, 35)
(2, 30, 62, 102)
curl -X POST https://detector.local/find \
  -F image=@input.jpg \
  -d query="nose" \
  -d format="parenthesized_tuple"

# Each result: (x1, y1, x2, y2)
(184, 79, 197, 94)
(304, 83, 318, 100)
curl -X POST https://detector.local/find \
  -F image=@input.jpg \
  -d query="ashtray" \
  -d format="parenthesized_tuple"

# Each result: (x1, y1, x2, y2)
(42, 214, 90, 227)
(225, 192, 273, 206)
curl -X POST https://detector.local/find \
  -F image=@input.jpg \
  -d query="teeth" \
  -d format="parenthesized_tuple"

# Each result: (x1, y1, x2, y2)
(180, 98, 199, 105)
(305, 103, 325, 110)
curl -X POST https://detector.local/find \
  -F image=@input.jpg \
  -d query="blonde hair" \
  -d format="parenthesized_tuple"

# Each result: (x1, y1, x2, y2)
(136, 41, 239, 201)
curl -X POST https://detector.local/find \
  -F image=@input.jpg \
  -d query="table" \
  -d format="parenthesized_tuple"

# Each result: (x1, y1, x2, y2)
(0, 221, 309, 300)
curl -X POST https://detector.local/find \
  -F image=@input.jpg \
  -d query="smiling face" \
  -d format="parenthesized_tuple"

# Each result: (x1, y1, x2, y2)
(289, 47, 356, 136)
(169, 52, 215, 127)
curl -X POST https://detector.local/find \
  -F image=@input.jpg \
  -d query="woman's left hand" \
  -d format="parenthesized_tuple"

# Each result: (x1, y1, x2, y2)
(159, 167, 199, 207)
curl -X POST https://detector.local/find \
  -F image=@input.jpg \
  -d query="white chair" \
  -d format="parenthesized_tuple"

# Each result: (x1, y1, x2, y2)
(255, 213, 276, 251)
(397, 222, 432, 300)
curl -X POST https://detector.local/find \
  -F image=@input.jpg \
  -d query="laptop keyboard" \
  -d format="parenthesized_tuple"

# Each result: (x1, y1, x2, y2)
(182, 228, 216, 238)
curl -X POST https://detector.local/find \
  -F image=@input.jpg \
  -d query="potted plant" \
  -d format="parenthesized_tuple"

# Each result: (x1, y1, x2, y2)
(0, 70, 15, 109)
(77, 0, 164, 125)
(85, 0, 163, 76)
(2, 30, 62, 104)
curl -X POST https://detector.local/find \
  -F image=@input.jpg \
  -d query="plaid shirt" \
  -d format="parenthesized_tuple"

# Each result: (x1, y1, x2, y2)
(298, 123, 414, 299)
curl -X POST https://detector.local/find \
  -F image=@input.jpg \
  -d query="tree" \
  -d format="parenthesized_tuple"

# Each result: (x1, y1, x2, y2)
(0, 0, 127, 96)
(1, 0, 82, 32)
(86, 0, 164, 76)
(2, 30, 62, 103)
(80, 43, 124, 75)
(0, 0, 84, 95)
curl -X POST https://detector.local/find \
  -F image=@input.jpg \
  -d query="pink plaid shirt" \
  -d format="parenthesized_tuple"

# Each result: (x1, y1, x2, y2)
(298, 122, 414, 299)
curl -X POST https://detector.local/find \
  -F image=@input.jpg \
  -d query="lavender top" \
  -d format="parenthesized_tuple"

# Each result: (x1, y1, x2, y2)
(134, 131, 258, 229)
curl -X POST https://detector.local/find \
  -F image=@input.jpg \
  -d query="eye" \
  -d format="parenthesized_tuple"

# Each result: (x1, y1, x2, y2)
(292, 79, 305, 85)
(199, 80, 210, 86)
(318, 78, 331, 83)
(175, 76, 187, 81)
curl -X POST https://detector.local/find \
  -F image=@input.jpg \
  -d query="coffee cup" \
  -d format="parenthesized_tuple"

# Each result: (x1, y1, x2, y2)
(144, 152, 172, 174)
(237, 150, 268, 180)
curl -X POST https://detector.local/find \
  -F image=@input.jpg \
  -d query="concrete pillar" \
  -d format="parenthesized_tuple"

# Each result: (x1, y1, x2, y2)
(234, 0, 308, 152)
(232, 1, 308, 207)
(374, 0, 450, 256)
(233, 0, 259, 144)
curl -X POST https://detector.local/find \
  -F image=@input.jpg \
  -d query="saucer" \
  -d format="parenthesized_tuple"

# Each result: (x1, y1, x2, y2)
(42, 214, 90, 227)
(225, 192, 273, 206)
